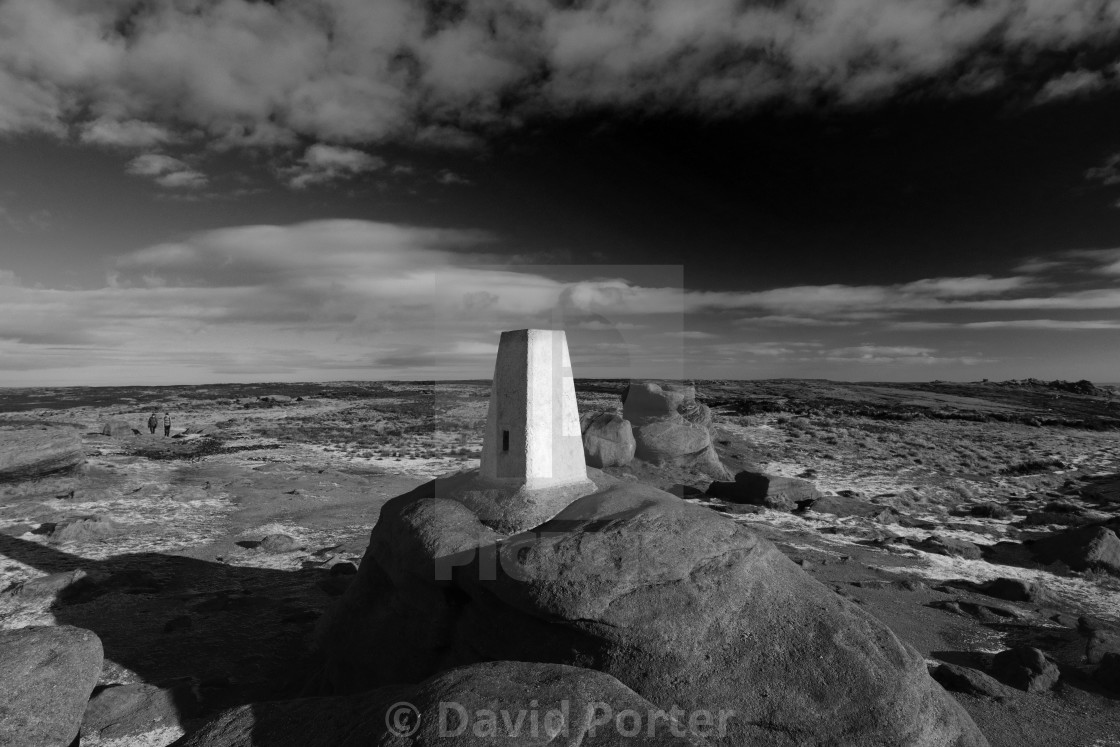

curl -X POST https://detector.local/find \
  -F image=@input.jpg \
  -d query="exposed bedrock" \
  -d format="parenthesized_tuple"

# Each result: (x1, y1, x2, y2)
(311, 481, 988, 746)
(177, 661, 707, 746)
(0, 427, 85, 482)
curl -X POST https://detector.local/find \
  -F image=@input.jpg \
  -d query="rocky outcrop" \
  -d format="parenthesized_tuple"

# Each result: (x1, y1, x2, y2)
(0, 625, 104, 747)
(0, 428, 84, 482)
(312, 482, 988, 746)
(991, 647, 1060, 693)
(581, 412, 636, 468)
(177, 661, 707, 746)
(605, 382, 728, 478)
(1030, 525, 1120, 575)
(707, 470, 820, 511)
(633, 420, 726, 476)
(622, 382, 697, 425)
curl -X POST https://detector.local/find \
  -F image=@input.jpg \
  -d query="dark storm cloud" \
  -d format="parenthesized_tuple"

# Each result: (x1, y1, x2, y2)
(2, 0, 1120, 150)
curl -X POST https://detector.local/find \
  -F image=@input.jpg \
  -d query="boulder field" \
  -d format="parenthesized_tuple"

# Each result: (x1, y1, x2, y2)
(306, 480, 988, 746)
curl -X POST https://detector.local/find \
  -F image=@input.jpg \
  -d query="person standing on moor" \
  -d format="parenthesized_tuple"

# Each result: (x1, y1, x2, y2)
(147, 412, 158, 434)
(163, 413, 171, 437)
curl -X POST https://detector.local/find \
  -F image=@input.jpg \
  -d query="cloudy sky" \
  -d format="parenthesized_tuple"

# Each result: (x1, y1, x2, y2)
(2, 0, 1120, 386)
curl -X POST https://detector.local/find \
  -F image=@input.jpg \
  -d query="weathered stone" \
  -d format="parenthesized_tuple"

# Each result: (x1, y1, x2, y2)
(991, 647, 1060, 693)
(0, 428, 84, 482)
(260, 533, 302, 553)
(48, 515, 122, 543)
(1093, 652, 1120, 691)
(931, 663, 1015, 701)
(707, 470, 820, 511)
(1031, 525, 1120, 575)
(101, 420, 136, 438)
(808, 495, 899, 522)
(313, 482, 987, 746)
(1086, 628, 1120, 665)
(175, 661, 708, 746)
(912, 535, 984, 560)
(0, 625, 103, 747)
(82, 682, 199, 742)
(976, 577, 1056, 605)
(581, 412, 636, 468)
(622, 381, 695, 426)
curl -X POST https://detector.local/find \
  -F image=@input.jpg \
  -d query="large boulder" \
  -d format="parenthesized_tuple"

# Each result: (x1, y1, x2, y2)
(707, 470, 820, 511)
(1030, 525, 1120, 575)
(622, 382, 696, 426)
(0, 428, 84, 482)
(622, 382, 714, 430)
(632, 421, 728, 479)
(385, 468, 606, 536)
(312, 482, 987, 746)
(990, 647, 1060, 693)
(0, 625, 104, 747)
(581, 412, 636, 468)
(175, 661, 706, 746)
(101, 420, 136, 438)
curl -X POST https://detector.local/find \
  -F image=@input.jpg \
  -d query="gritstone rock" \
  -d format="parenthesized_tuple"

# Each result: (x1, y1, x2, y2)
(175, 661, 708, 746)
(101, 420, 135, 438)
(311, 481, 988, 746)
(581, 412, 636, 468)
(0, 625, 103, 747)
(1030, 525, 1120, 575)
(0, 428, 84, 482)
(991, 647, 1060, 693)
(706, 470, 820, 511)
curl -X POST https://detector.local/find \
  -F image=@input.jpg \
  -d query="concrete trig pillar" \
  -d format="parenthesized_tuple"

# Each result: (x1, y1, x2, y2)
(481, 329, 587, 490)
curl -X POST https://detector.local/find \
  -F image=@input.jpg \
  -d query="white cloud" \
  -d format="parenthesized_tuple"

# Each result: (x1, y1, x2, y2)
(665, 330, 717, 339)
(283, 144, 384, 189)
(78, 118, 179, 148)
(1086, 154, 1120, 185)
(2, 0, 1120, 148)
(1035, 68, 1110, 103)
(126, 153, 208, 188)
(896, 319, 1120, 331)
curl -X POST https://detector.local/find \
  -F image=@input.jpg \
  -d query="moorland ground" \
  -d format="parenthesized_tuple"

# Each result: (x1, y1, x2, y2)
(2, 378, 1120, 746)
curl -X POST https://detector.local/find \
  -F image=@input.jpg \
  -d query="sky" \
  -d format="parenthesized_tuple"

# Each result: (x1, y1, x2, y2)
(1, 0, 1120, 386)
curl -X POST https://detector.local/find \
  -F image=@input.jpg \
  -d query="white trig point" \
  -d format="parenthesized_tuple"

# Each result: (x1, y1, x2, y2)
(481, 329, 588, 490)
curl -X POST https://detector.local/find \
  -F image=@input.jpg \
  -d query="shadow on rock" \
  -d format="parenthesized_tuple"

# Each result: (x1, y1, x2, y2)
(0, 533, 341, 742)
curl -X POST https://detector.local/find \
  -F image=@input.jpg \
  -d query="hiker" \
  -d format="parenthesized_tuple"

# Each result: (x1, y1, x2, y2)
(163, 413, 171, 437)
(147, 412, 158, 434)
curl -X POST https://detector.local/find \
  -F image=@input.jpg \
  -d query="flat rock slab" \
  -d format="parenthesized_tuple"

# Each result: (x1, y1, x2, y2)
(0, 428, 84, 482)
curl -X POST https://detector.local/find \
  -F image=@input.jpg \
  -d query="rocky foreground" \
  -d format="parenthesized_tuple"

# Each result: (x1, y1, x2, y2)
(0, 378, 1118, 745)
